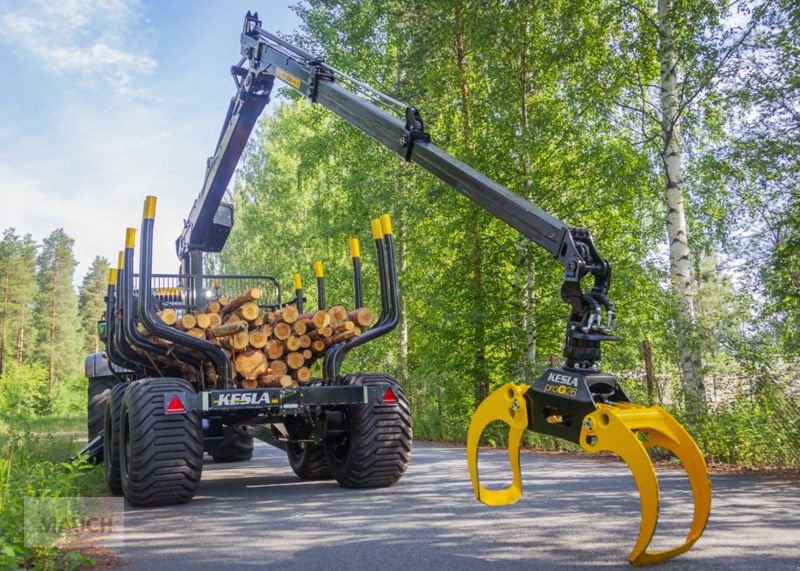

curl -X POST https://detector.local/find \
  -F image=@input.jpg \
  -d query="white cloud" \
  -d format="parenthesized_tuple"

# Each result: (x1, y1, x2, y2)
(0, 0, 156, 95)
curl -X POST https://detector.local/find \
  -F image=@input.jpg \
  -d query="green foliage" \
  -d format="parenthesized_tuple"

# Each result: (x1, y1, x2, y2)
(0, 360, 51, 416)
(0, 416, 104, 569)
(215, 0, 800, 467)
(78, 256, 109, 356)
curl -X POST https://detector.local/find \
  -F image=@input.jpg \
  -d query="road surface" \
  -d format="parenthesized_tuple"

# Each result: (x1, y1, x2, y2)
(118, 442, 799, 570)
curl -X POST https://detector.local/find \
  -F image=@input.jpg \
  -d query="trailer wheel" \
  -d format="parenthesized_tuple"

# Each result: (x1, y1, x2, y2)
(89, 375, 122, 441)
(287, 442, 332, 480)
(103, 383, 128, 495)
(211, 426, 254, 463)
(119, 378, 203, 507)
(324, 373, 412, 488)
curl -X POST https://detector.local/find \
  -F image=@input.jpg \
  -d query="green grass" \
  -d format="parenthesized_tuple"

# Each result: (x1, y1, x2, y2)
(6, 415, 88, 435)
(0, 415, 105, 569)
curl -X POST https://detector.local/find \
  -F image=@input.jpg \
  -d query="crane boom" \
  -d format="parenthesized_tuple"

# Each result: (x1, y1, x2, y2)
(177, 11, 618, 369)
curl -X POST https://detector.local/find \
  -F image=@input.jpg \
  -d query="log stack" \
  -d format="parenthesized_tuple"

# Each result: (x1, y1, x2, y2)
(154, 288, 374, 389)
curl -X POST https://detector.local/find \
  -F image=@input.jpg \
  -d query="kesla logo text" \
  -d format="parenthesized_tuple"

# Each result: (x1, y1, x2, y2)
(547, 372, 578, 387)
(217, 392, 271, 406)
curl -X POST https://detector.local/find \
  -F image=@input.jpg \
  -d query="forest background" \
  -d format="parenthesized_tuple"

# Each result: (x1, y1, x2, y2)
(1, 0, 798, 468)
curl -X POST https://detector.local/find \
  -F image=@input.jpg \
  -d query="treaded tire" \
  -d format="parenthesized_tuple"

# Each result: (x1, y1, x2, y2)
(287, 441, 332, 480)
(211, 426, 254, 463)
(324, 373, 412, 488)
(119, 378, 203, 507)
(103, 383, 128, 495)
(89, 375, 122, 441)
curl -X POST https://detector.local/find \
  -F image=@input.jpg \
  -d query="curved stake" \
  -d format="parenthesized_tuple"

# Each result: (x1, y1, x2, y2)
(579, 403, 711, 566)
(467, 383, 529, 506)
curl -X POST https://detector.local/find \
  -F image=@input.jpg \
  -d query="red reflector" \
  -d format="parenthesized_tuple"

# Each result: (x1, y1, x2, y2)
(382, 387, 398, 404)
(166, 395, 185, 413)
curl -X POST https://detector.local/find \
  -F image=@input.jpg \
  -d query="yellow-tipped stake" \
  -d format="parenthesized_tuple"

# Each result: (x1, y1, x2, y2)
(143, 195, 157, 219)
(117, 251, 125, 270)
(371, 218, 383, 240)
(293, 273, 303, 291)
(379, 213, 393, 236)
(314, 260, 324, 278)
(350, 238, 361, 258)
(125, 227, 136, 249)
(108, 268, 118, 286)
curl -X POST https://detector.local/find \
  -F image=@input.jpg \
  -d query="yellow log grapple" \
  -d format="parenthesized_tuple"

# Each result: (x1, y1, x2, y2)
(467, 378, 711, 565)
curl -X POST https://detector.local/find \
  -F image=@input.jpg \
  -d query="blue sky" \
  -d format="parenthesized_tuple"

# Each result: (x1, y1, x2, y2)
(0, 1, 302, 280)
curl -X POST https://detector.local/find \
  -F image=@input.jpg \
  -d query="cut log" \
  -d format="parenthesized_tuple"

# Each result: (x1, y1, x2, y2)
(328, 304, 349, 324)
(195, 313, 212, 330)
(266, 340, 284, 360)
(258, 374, 292, 388)
(235, 350, 268, 381)
(204, 301, 221, 314)
(175, 314, 197, 331)
(225, 314, 241, 325)
(269, 360, 287, 375)
(293, 367, 311, 383)
(333, 320, 355, 334)
(273, 322, 292, 340)
(311, 340, 326, 353)
(292, 320, 307, 335)
(240, 378, 258, 389)
(296, 317, 314, 332)
(221, 288, 262, 316)
(309, 310, 331, 329)
(326, 327, 361, 346)
(261, 324, 273, 338)
(272, 305, 299, 324)
(218, 295, 230, 307)
(237, 301, 260, 322)
(248, 330, 269, 349)
(286, 336, 301, 351)
(253, 315, 264, 327)
(210, 321, 248, 338)
(186, 328, 206, 339)
(298, 334, 311, 348)
(285, 352, 304, 370)
(309, 326, 332, 340)
(158, 308, 178, 326)
(348, 307, 375, 328)
(302, 349, 312, 360)
(207, 313, 223, 328)
(230, 331, 250, 351)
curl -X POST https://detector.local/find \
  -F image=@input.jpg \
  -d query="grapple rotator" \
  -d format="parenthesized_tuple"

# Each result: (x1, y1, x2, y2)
(466, 230, 711, 566)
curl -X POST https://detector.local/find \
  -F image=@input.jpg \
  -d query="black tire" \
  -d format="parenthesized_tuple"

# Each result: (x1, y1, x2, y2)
(119, 378, 203, 507)
(324, 373, 412, 488)
(211, 426, 254, 463)
(89, 375, 122, 441)
(287, 441, 332, 480)
(103, 383, 128, 495)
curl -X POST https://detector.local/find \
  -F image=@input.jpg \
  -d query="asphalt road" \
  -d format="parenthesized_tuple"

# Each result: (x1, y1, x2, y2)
(119, 442, 800, 570)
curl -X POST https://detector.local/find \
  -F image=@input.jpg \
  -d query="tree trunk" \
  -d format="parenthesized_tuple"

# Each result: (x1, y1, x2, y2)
(49, 265, 56, 400)
(658, 0, 704, 418)
(455, 1, 490, 405)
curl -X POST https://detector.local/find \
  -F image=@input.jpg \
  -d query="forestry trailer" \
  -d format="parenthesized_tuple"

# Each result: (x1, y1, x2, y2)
(84, 12, 710, 566)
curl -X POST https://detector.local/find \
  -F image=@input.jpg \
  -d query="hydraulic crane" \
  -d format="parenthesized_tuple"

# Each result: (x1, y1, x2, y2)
(159, 12, 709, 564)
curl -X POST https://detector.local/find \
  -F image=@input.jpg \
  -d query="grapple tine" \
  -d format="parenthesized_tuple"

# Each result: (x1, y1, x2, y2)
(467, 383, 529, 506)
(580, 403, 711, 566)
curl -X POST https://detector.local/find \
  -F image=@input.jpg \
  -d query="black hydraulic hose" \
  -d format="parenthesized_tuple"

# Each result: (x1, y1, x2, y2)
(138, 196, 233, 388)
